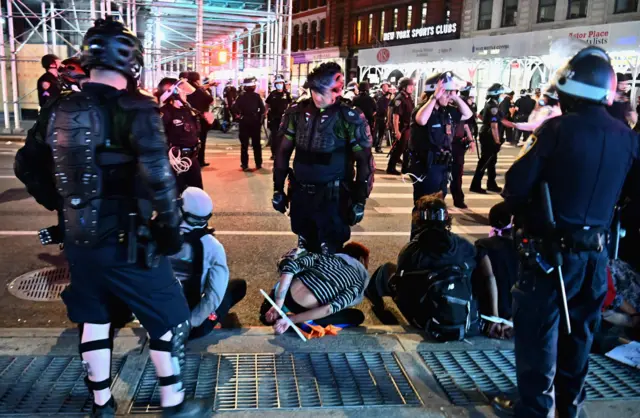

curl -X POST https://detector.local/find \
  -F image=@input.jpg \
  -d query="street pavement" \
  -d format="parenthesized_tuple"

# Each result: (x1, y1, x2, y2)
(0, 133, 514, 328)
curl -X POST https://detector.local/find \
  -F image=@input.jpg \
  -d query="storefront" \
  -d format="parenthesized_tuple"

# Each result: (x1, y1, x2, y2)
(291, 47, 346, 96)
(359, 20, 640, 104)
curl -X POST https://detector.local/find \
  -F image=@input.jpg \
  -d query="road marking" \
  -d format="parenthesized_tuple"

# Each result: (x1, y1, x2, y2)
(375, 206, 492, 215)
(0, 175, 16, 179)
(370, 192, 503, 200)
(0, 226, 491, 236)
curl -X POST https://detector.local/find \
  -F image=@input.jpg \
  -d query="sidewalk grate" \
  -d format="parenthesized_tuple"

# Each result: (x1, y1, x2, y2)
(0, 355, 124, 415)
(420, 350, 640, 406)
(7, 267, 69, 302)
(130, 352, 422, 413)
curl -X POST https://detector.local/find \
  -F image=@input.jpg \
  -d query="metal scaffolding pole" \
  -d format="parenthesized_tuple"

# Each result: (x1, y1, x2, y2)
(7, 0, 21, 131)
(276, 0, 283, 74)
(266, 0, 271, 71)
(90, 0, 96, 21)
(286, 0, 292, 78)
(260, 23, 265, 67)
(0, 8, 11, 131)
(41, 2, 49, 54)
(233, 35, 239, 83)
(154, 15, 161, 88)
(106, 0, 112, 15)
(100, 0, 106, 19)
(132, 0, 137, 33)
(247, 28, 252, 67)
(196, 0, 203, 74)
(50, 2, 57, 50)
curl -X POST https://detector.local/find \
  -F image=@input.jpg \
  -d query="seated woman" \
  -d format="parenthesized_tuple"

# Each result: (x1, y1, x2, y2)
(169, 187, 247, 339)
(472, 202, 518, 339)
(260, 243, 370, 334)
(366, 193, 480, 341)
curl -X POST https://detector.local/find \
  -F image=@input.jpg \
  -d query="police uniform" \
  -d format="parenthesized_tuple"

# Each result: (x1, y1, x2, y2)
(470, 98, 503, 191)
(186, 86, 214, 166)
(450, 110, 470, 207)
(231, 87, 265, 169)
(37, 71, 62, 108)
(265, 89, 292, 157)
(352, 91, 377, 130)
(374, 90, 392, 151)
(273, 99, 374, 254)
(223, 84, 238, 124)
(160, 103, 203, 192)
(502, 46, 640, 418)
(387, 91, 414, 174)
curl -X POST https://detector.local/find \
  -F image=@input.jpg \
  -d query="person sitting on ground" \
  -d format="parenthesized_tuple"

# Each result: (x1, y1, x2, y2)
(260, 242, 370, 334)
(169, 187, 247, 340)
(472, 202, 518, 339)
(366, 193, 481, 341)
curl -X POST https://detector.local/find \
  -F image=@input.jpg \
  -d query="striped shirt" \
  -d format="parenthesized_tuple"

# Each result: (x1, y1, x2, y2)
(278, 253, 368, 314)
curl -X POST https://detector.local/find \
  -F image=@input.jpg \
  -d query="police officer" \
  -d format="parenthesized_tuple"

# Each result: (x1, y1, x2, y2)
(387, 77, 415, 175)
(232, 77, 265, 171)
(37, 54, 62, 107)
(352, 81, 377, 133)
(373, 80, 392, 153)
(501, 46, 640, 418)
(470, 83, 509, 194)
(14, 16, 210, 417)
(343, 81, 358, 102)
(265, 75, 292, 160)
(58, 57, 89, 92)
(513, 89, 536, 145)
(408, 73, 472, 232)
(158, 78, 203, 192)
(608, 72, 633, 124)
(222, 78, 238, 129)
(451, 84, 476, 209)
(272, 62, 374, 254)
(181, 71, 214, 167)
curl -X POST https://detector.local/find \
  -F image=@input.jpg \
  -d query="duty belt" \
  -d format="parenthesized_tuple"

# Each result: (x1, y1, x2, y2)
(294, 179, 342, 202)
(432, 151, 453, 166)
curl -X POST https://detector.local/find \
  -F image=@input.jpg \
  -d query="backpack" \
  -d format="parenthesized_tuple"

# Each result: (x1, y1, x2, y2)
(394, 264, 479, 341)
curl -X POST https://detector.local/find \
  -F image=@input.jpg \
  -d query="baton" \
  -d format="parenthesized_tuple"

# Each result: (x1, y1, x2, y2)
(540, 182, 572, 335)
(260, 289, 307, 342)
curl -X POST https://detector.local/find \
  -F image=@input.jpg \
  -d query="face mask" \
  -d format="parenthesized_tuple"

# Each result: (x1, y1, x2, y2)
(275, 83, 284, 90)
(498, 96, 504, 103)
(538, 99, 546, 106)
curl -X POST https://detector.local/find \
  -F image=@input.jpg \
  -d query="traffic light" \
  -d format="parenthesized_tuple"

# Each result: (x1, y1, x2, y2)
(203, 46, 229, 67)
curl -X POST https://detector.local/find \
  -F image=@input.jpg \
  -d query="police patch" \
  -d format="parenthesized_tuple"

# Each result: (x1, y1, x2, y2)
(490, 107, 498, 115)
(517, 134, 537, 160)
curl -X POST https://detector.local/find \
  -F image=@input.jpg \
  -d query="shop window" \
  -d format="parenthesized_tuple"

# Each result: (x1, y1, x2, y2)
(393, 8, 398, 29)
(310, 0, 317, 9)
(567, 0, 588, 18)
(421, 2, 428, 25)
(380, 11, 385, 40)
(538, 0, 556, 22)
(407, 5, 413, 29)
(614, 0, 637, 13)
(292, 25, 300, 52)
(477, 0, 492, 30)
(310, 21, 318, 49)
(300, 0, 308, 12)
(501, 0, 518, 26)
(293, 0, 299, 14)
(319, 19, 326, 47)
(368, 13, 374, 43)
(356, 16, 363, 44)
(319, 0, 326, 6)
(302, 23, 308, 50)
(337, 17, 344, 46)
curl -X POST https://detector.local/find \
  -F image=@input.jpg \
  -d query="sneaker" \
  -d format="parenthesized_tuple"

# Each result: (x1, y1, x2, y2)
(162, 399, 213, 418)
(454, 201, 468, 209)
(469, 186, 487, 194)
(241, 166, 250, 172)
(386, 168, 401, 175)
(91, 397, 117, 418)
(487, 185, 503, 193)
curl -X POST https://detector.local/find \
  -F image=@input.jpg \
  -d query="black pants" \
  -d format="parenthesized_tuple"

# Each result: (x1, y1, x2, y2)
(175, 155, 203, 193)
(471, 132, 501, 189)
(450, 140, 467, 205)
(189, 279, 247, 339)
(387, 129, 410, 172)
(513, 250, 608, 418)
(289, 182, 350, 254)
(198, 122, 209, 165)
(268, 121, 280, 158)
(239, 123, 262, 168)
(504, 127, 514, 144)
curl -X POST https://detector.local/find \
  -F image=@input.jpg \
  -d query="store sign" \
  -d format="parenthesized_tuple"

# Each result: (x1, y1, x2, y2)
(568, 30, 609, 45)
(382, 23, 458, 42)
(293, 47, 342, 64)
(376, 48, 390, 63)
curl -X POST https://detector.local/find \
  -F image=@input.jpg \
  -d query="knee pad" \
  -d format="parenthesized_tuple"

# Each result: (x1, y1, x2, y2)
(149, 320, 190, 391)
(78, 324, 114, 392)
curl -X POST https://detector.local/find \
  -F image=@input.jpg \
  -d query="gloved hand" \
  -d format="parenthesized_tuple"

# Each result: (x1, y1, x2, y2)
(272, 191, 289, 214)
(150, 213, 183, 255)
(38, 224, 63, 245)
(348, 202, 365, 226)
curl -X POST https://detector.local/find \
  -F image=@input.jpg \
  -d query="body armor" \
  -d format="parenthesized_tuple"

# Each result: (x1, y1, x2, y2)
(169, 229, 210, 310)
(46, 90, 136, 247)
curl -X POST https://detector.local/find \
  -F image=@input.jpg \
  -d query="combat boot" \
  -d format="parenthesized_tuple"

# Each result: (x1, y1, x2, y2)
(161, 399, 213, 417)
(91, 397, 117, 418)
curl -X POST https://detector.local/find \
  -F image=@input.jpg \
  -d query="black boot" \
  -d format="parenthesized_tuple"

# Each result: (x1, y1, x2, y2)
(161, 399, 213, 417)
(487, 184, 503, 193)
(91, 397, 117, 418)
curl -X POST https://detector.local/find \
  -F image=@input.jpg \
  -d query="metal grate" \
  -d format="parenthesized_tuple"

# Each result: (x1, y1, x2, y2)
(420, 350, 640, 406)
(0, 355, 124, 415)
(130, 352, 422, 413)
(7, 267, 70, 301)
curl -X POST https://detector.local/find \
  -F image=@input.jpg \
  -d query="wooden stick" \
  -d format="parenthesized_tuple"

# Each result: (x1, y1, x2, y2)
(260, 289, 307, 342)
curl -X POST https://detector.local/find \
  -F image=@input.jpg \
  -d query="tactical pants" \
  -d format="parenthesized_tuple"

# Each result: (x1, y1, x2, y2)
(471, 132, 501, 189)
(188, 279, 247, 340)
(387, 129, 410, 172)
(514, 128, 531, 144)
(175, 155, 203, 193)
(197, 120, 209, 165)
(513, 250, 608, 418)
(239, 123, 263, 168)
(450, 140, 467, 205)
(373, 118, 387, 150)
(289, 183, 350, 254)
(268, 121, 280, 158)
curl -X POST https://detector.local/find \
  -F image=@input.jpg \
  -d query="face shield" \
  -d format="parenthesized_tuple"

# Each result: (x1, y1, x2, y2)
(160, 79, 196, 105)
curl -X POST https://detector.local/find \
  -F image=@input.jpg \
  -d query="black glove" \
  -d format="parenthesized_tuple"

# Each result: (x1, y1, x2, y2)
(39, 224, 63, 245)
(272, 191, 289, 214)
(348, 202, 365, 226)
(150, 213, 183, 256)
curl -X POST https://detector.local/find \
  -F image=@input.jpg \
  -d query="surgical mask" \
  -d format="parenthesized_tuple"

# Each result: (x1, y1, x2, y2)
(498, 96, 504, 103)
(538, 99, 546, 106)
(275, 83, 284, 90)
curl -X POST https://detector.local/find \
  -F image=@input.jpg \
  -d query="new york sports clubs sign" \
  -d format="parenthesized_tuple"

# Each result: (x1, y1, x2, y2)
(382, 23, 458, 42)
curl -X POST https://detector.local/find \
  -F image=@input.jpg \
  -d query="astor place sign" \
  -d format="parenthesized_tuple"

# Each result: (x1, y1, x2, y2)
(382, 23, 458, 42)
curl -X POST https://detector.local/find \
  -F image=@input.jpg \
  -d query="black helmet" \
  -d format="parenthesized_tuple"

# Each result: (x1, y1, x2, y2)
(486, 83, 506, 97)
(424, 71, 465, 93)
(41, 54, 60, 70)
(398, 77, 413, 91)
(543, 86, 559, 101)
(187, 71, 201, 85)
(81, 15, 143, 80)
(59, 57, 88, 89)
(551, 46, 615, 105)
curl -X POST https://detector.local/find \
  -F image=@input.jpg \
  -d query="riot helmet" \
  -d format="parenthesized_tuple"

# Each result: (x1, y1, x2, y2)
(59, 57, 88, 90)
(81, 15, 143, 80)
(551, 46, 615, 105)
(157, 77, 195, 105)
(413, 193, 451, 231)
(346, 81, 358, 91)
(274, 74, 285, 90)
(398, 77, 414, 91)
(424, 71, 465, 93)
(541, 86, 560, 107)
(460, 82, 477, 99)
(243, 77, 257, 92)
(41, 54, 60, 70)
(486, 83, 506, 98)
(180, 187, 213, 228)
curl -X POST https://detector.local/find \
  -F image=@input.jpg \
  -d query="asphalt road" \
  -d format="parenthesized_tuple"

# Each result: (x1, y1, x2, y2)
(0, 134, 520, 328)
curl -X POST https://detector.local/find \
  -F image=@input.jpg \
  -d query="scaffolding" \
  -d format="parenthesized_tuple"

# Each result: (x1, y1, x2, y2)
(0, 0, 293, 132)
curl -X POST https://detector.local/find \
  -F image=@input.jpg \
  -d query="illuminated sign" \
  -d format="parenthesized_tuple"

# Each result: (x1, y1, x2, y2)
(382, 23, 458, 42)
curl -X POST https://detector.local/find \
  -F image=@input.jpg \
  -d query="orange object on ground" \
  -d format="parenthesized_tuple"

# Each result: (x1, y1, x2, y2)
(299, 323, 343, 339)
